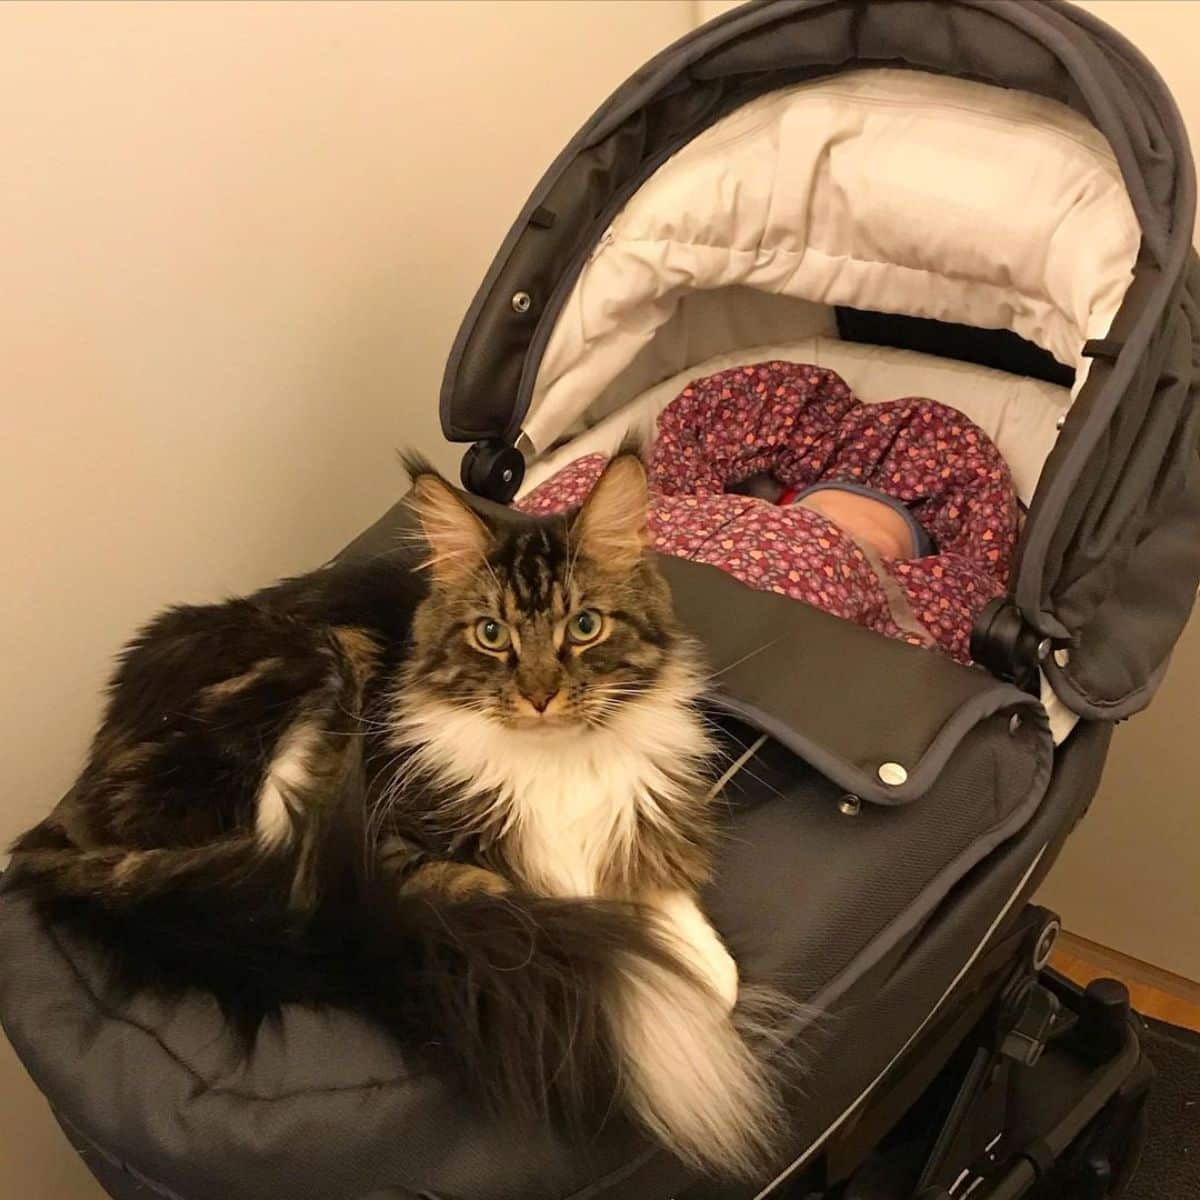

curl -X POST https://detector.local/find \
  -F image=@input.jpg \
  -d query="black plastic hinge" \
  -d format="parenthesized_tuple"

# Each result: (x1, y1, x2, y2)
(969, 598, 1043, 694)
(1001, 984, 1070, 1066)
(460, 440, 525, 503)
(1015, 1137, 1057, 1181)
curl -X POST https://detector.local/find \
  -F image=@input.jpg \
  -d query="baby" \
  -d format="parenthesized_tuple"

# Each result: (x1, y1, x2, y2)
(731, 475, 935, 561)
(517, 362, 1020, 664)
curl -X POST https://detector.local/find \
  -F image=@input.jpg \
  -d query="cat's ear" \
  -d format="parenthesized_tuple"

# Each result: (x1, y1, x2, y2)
(572, 449, 650, 571)
(401, 452, 492, 585)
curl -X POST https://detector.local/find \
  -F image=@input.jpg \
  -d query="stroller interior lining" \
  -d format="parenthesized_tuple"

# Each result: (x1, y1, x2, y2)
(519, 337, 1079, 744)
(522, 69, 1141, 457)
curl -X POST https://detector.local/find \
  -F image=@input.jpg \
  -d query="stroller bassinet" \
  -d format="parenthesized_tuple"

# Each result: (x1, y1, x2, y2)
(3, 2, 1199, 1198)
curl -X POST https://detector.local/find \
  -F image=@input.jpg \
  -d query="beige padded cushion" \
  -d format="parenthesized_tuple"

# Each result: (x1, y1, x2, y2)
(523, 69, 1139, 460)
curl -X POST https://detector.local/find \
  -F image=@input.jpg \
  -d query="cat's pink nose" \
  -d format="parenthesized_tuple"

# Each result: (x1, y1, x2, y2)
(522, 688, 560, 714)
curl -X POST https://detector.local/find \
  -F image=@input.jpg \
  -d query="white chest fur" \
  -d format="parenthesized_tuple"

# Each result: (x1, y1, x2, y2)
(390, 674, 740, 1007)
(389, 667, 711, 898)
(499, 734, 663, 896)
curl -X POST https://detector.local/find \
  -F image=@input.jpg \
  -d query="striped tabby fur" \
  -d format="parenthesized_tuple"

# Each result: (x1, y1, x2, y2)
(8, 449, 791, 1177)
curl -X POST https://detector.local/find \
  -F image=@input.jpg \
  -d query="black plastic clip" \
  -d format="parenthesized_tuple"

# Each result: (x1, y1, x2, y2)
(969, 598, 1043, 694)
(1001, 984, 1070, 1067)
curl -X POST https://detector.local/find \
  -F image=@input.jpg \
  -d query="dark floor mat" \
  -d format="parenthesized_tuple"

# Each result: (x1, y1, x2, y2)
(1127, 1016, 1200, 1199)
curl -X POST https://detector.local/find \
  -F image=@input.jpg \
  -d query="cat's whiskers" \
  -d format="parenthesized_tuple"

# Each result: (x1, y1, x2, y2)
(697, 711, 749, 755)
(563, 519, 584, 595)
(581, 684, 654, 728)
(470, 553, 504, 595)
(703, 636, 785, 683)
(390, 528, 433, 549)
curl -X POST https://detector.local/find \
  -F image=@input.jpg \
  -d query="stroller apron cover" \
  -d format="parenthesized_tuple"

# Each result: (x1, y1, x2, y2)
(2, 3, 1199, 1199)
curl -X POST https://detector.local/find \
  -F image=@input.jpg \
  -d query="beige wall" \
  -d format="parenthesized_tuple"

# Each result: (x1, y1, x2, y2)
(0, 0, 690, 848)
(0, 3, 690, 1196)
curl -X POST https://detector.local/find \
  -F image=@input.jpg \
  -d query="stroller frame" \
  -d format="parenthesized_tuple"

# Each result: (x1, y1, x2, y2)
(1, 5, 1196, 1199)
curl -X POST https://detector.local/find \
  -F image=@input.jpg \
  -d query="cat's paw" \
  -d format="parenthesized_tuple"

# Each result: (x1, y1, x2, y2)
(456, 865, 512, 898)
(407, 860, 512, 900)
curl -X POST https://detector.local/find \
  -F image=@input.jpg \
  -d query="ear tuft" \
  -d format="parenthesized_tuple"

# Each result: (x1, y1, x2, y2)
(572, 450, 650, 571)
(400, 449, 492, 584)
(398, 448, 439, 485)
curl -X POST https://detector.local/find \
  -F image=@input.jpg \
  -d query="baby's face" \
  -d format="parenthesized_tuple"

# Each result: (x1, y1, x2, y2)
(798, 490, 916, 560)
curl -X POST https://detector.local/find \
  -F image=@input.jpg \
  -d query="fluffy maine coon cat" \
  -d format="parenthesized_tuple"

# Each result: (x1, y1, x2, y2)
(8, 449, 787, 1176)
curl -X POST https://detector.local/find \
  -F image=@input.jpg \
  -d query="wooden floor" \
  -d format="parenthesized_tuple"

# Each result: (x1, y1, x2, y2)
(1050, 931, 1200, 1034)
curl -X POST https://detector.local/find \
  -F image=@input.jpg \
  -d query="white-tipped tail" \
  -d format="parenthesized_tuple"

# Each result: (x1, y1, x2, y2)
(608, 939, 786, 1178)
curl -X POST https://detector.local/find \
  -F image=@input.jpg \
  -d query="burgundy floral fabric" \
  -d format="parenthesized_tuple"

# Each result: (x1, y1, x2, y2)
(516, 362, 1019, 664)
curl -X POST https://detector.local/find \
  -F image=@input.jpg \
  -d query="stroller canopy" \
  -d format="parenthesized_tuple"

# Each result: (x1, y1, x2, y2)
(441, 0, 1200, 720)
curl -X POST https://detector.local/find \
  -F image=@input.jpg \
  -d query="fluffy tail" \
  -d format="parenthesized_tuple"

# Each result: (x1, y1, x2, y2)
(8, 828, 789, 1177)
(7, 835, 271, 908)
(5, 824, 326, 1033)
(368, 888, 790, 1177)
(604, 925, 790, 1177)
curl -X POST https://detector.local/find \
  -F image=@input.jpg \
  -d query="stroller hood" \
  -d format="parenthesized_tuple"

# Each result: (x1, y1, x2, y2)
(439, 0, 1200, 721)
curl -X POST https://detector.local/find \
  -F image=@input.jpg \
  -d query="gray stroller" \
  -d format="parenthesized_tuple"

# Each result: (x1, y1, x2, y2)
(2, 2, 1198, 1198)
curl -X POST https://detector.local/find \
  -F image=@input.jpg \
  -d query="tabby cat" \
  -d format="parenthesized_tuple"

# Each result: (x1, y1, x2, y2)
(8, 449, 786, 1177)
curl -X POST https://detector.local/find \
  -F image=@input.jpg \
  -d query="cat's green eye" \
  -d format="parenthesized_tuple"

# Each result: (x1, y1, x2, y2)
(567, 609, 604, 645)
(474, 618, 511, 652)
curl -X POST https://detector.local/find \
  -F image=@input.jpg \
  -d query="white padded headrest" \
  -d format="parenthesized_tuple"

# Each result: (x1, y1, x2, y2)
(523, 69, 1140, 456)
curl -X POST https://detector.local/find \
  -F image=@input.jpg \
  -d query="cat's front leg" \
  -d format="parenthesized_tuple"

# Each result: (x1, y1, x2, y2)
(404, 860, 511, 900)
(645, 889, 739, 1011)
(379, 838, 511, 900)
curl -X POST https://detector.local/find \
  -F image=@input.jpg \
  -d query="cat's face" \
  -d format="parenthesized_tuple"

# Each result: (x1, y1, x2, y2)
(403, 454, 680, 731)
